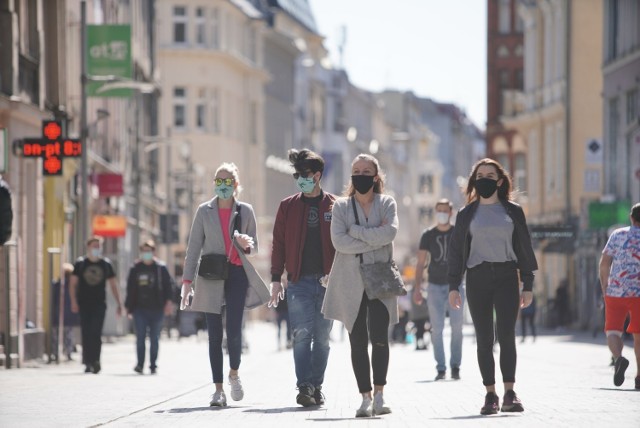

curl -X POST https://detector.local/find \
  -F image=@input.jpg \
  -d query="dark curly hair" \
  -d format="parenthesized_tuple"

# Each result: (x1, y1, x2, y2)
(288, 148, 325, 176)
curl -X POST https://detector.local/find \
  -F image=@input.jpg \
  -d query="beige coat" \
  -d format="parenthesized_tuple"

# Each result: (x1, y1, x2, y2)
(322, 194, 400, 332)
(183, 197, 270, 314)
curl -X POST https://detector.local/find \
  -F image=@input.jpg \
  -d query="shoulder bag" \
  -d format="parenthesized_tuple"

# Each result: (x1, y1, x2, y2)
(351, 197, 407, 300)
(198, 206, 241, 280)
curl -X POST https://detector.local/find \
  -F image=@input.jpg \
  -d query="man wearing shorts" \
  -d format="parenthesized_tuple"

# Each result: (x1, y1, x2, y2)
(599, 202, 640, 389)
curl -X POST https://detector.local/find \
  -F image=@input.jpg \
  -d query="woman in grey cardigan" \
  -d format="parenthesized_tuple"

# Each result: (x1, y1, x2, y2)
(179, 163, 270, 407)
(322, 154, 399, 418)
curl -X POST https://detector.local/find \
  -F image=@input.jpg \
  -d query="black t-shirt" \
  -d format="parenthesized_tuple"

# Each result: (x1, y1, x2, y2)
(418, 226, 453, 285)
(300, 193, 324, 276)
(73, 257, 116, 307)
(132, 263, 160, 309)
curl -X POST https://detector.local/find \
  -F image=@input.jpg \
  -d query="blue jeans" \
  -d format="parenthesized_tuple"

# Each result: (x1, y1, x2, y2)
(287, 275, 333, 389)
(205, 265, 249, 384)
(427, 283, 465, 372)
(133, 308, 164, 369)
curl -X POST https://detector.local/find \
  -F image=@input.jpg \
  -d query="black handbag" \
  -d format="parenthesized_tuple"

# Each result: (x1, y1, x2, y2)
(351, 197, 407, 300)
(198, 253, 229, 280)
(197, 206, 242, 281)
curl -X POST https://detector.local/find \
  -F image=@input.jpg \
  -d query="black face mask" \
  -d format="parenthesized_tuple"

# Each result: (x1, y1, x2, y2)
(475, 178, 498, 199)
(351, 175, 375, 194)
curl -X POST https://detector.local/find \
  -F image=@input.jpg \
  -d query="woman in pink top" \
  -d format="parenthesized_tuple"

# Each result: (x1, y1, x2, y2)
(180, 162, 270, 407)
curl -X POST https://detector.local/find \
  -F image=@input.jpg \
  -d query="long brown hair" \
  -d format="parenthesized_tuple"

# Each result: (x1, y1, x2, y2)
(464, 158, 513, 204)
(344, 154, 386, 196)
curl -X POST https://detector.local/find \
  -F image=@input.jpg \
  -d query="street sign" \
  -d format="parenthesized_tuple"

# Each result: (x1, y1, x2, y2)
(20, 121, 82, 176)
(92, 215, 127, 237)
(87, 25, 132, 97)
(588, 200, 631, 229)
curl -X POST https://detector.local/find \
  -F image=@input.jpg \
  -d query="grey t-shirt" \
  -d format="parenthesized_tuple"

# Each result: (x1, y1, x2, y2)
(467, 202, 517, 268)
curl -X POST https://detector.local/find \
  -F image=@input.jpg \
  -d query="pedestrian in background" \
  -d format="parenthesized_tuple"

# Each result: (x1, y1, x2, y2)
(180, 163, 270, 406)
(413, 198, 464, 380)
(598, 202, 640, 390)
(274, 287, 292, 350)
(323, 153, 399, 418)
(69, 236, 123, 374)
(125, 240, 174, 374)
(51, 263, 80, 361)
(519, 294, 536, 343)
(409, 284, 430, 351)
(0, 174, 12, 246)
(448, 158, 537, 415)
(269, 149, 335, 407)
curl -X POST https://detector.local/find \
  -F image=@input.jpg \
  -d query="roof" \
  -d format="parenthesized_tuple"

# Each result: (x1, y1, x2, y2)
(230, 0, 264, 19)
(268, 0, 319, 34)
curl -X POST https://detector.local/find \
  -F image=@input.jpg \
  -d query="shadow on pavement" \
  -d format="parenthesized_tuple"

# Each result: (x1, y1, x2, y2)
(243, 406, 324, 413)
(307, 417, 383, 422)
(593, 387, 640, 392)
(433, 414, 520, 420)
(159, 406, 241, 413)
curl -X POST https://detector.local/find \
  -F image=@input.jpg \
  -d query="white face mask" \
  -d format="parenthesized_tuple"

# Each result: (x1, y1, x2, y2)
(435, 212, 450, 225)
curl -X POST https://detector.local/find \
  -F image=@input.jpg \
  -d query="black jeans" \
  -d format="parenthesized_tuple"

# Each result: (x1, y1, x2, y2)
(466, 261, 520, 386)
(79, 302, 106, 366)
(348, 292, 390, 393)
(521, 312, 536, 339)
(205, 265, 248, 383)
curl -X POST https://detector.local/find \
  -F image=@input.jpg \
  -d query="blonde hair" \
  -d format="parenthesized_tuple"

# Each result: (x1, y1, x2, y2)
(215, 162, 243, 197)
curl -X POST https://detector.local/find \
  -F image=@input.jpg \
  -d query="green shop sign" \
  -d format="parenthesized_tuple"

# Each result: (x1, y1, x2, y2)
(588, 200, 631, 229)
(87, 25, 132, 97)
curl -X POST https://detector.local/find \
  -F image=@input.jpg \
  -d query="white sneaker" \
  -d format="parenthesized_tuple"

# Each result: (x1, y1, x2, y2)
(209, 390, 227, 407)
(229, 375, 244, 401)
(355, 396, 372, 418)
(372, 391, 391, 415)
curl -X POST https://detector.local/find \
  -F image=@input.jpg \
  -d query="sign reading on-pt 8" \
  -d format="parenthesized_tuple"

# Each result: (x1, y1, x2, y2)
(21, 121, 82, 176)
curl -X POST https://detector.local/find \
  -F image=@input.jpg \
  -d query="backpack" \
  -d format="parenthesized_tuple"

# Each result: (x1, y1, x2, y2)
(0, 177, 12, 245)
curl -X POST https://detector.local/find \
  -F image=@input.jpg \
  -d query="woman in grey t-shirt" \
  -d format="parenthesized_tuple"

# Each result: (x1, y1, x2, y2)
(447, 158, 538, 416)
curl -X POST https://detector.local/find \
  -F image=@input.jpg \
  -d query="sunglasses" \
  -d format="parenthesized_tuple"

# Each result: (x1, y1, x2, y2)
(215, 178, 234, 186)
(292, 170, 314, 180)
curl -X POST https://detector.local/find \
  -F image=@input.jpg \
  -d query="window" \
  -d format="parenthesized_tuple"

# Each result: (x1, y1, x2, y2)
(626, 89, 638, 125)
(333, 100, 344, 132)
(514, 44, 523, 56)
(195, 7, 206, 45)
(498, 0, 511, 34)
(496, 153, 509, 172)
(515, 69, 524, 89)
(246, 27, 257, 62)
(607, 97, 619, 193)
(515, 15, 524, 33)
(497, 45, 509, 57)
(210, 88, 220, 133)
(249, 102, 257, 144)
(196, 88, 206, 130)
(499, 70, 510, 89)
(419, 174, 433, 194)
(514, 153, 527, 193)
(211, 8, 219, 48)
(173, 87, 187, 129)
(173, 6, 188, 44)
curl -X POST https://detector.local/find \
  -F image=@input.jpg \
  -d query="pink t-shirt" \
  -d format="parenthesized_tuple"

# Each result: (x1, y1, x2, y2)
(218, 208, 242, 266)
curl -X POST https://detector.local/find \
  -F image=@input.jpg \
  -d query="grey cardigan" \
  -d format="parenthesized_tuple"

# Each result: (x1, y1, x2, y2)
(322, 193, 400, 333)
(183, 197, 270, 314)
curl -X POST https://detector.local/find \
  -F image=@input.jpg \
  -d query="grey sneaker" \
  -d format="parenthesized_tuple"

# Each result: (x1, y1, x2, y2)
(372, 391, 391, 415)
(229, 375, 244, 401)
(210, 390, 227, 407)
(355, 396, 372, 418)
(435, 371, 446, 381)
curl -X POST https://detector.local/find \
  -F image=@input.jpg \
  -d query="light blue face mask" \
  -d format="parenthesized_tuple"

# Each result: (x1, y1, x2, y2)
(141, 252, 153, 262)
(90, 248, 101, 258)
(215, 184, 234, 200)
(296, 176, 316, 194)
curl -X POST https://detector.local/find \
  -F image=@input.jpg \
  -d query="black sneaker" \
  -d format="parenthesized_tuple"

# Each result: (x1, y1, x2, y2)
(84, 365, 92, 373)
(134, 365, 143, 374)
(435, 371, 446, 381)
(501, 390, 524, 412)
(313, 387, 325, 405)
(451, 368, 460, 380)
(614, 356, 629, 386)
(91, 361, 101, 374)
(635, 376, 640, 390)
(150, 367, 157, 375)
(480, 392, 499, 415)
(296, 385, 316, 407)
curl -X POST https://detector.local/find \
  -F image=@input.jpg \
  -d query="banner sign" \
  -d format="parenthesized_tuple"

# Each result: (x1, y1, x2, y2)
(87, 25, 132, 97)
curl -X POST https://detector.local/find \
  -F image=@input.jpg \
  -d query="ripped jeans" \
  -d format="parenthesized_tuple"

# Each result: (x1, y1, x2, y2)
(287, 274, 333, 389)
(348, 292, 390, 393)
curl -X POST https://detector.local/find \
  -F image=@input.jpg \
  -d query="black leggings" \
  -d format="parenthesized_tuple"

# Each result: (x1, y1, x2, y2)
(348, 292, 390, 393)
(466, 262, 520, 386)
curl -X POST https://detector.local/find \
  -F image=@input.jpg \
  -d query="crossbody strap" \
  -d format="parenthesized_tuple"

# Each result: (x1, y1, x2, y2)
(351, 197, 364, 264)
(227, 205, 242, 260)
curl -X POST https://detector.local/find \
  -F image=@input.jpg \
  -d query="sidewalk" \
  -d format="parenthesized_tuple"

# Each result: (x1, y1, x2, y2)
(1, 321, 639, 427)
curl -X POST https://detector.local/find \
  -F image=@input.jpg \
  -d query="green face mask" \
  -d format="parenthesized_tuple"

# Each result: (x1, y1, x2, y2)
(215, 184, 234, 200)
(296, 176, 315, 194)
